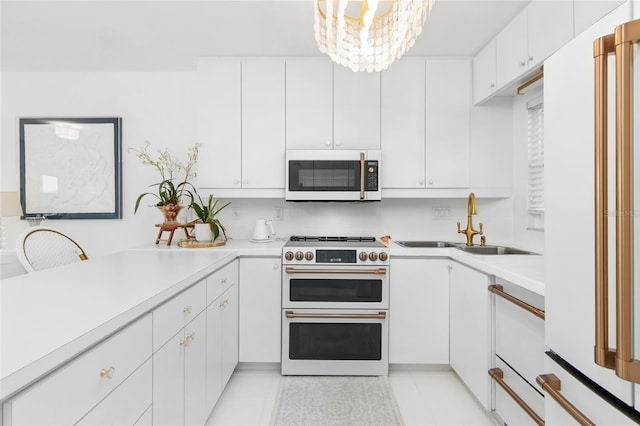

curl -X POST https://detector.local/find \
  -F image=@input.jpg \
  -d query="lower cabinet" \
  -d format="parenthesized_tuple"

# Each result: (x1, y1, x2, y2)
(389, 258, 449, 364)
(153, 310, 208, 426)
(239, 257, 281, 363)
(206, 282, 239, 412)
(449, 261, 491, 410)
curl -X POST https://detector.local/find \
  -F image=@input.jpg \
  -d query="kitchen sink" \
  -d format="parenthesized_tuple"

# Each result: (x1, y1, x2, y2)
(395, 241, 457, 248)
(456, 245, 538, 255)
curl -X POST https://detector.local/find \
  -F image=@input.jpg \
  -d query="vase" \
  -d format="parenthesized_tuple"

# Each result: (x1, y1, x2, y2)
(194, 223, 213, 242)
(157, 204, 182, 224)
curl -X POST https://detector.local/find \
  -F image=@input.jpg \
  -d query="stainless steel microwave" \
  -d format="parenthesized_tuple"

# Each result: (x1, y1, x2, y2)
(285, 150, 381, 201)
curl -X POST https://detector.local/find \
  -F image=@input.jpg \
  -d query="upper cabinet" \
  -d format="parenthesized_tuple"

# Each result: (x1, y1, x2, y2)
(472, 40, 497, 105)
(197, 59, 285, 191)
(381, 59, 426, 188)
(241, 60, 286, 189)
(574, 0, 625, 36)
(496, 10, 528, 89)
(333, 65, 381, 150)
(285, 59, 333, 150)
(527, 0, 574, 69)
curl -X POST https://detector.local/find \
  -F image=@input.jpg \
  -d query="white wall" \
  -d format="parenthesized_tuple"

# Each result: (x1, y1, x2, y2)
(1, 70, 516, 256)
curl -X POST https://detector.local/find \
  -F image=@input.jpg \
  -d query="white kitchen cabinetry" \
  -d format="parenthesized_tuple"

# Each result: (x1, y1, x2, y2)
(333, 65, 381, 150)
(425, 58, 470, 188)
(239, 257, 282, 363)
(449, 261, 491, 409)
(197, 59, 285, 191)
(285, 59, 333, 150)
(3, 315, 152, 426)
(389, 258, 449, 364)
(496, 10, 528, 90)
(206, 260, 239, 410)
(196, 59, 242, 189)
(242, 60, 286, 188)
(153, 310, 208, 426)
(381, 59, 425, 188)
(574, 0, 625, 37)
(472, 39, 497, 105)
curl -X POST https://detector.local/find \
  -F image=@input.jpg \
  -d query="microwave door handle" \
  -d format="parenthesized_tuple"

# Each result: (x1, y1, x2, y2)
(360, 152, 365, 200)
(593, 33, 616, 370)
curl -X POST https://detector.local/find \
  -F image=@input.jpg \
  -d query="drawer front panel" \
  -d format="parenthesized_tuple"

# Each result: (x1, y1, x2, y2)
(76, 359, 152, 425)
(153, 280, 206, 350)
(494, 357, 544, 425)
(6, 314, 151, 426)
(495, 294, 545, 387)
(207, 260, 239, 305)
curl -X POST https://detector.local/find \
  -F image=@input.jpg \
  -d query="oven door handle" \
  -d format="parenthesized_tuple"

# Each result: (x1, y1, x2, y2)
(285, 311, 387, 319)
(360, 151, 366, 200)
(285, 267, 387, 275)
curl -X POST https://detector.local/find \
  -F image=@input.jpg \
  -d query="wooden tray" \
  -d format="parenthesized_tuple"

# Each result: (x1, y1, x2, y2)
(177, 239, 226, 248)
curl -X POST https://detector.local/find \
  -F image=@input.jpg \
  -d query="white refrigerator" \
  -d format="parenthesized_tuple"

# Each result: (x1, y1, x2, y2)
(544, 0, 640, 423)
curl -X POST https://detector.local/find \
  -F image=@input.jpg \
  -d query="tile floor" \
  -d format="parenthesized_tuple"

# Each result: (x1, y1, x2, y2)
(206, 365, 497, 425)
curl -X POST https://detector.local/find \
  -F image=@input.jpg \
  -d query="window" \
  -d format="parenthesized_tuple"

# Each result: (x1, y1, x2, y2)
(527, 96, 544, 231)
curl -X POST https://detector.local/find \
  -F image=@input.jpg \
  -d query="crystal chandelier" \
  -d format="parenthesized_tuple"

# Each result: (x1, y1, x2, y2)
(314, 0, 435, 72)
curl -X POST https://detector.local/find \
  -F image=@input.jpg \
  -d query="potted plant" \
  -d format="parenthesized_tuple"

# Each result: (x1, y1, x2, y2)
(190, 193, 231, 242)
(129, 141, 199, 223)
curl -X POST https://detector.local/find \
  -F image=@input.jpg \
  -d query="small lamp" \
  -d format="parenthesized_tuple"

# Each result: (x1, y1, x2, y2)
(0, 192, 24, 248)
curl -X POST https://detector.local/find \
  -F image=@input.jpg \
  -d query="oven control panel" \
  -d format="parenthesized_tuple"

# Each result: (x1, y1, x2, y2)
(283, 248, 389, 265)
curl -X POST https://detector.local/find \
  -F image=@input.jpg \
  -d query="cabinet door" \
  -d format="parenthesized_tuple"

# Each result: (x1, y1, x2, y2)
(381, 59, 426, 188)
(239, 258, 281, 363)
(449, 262, 490, 409)
(496, 9, 528, 89)
(527, 0, 573, 69)
(206, 294, 223, 411)
(425, 58, 470, 188)
(286, 59, 333, 150)
(472, 39, 497, 105)
(153, 330, 186, 426)
(333, 65, 381, 149)
(184, 312, 208, 426)
(221, 283, 239, 387)
(389, 258, 449, 364)
(574, 0, 625, 37)
(197, 59, 242, 188)
(241, 60, 286, 188)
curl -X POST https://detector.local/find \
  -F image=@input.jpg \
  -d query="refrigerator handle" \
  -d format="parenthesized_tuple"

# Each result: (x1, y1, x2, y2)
(593, 33, 616, 370)
(613, 20, 640, 383)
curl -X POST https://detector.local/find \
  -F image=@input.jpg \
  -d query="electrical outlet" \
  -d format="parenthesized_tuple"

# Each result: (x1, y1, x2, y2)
(432, 207, 451, 220)
(274, 206, 284, 221)
(232, 208, 240, 219)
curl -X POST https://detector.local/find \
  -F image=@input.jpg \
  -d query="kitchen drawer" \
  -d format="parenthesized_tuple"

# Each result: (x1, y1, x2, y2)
(493, 357, 544, 425)
(207, 259, 238, 305)
(76, 359, 152, 425)
(4, 314, 151, 426)
(153, 280, 206, 351)
(494, 281, 545, 388)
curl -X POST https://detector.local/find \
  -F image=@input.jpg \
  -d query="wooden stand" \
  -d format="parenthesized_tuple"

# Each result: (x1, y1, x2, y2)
(155, 223, 194, 246)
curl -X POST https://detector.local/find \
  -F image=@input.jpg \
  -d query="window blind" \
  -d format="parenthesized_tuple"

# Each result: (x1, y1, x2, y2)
(527, 97, 544, 231)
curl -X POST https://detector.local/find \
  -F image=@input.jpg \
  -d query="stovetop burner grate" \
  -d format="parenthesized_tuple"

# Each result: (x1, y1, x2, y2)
(289, 236, 376, 243)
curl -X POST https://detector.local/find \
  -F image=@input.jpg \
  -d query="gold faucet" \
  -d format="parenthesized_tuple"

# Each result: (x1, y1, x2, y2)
(457, 192, 483, 246)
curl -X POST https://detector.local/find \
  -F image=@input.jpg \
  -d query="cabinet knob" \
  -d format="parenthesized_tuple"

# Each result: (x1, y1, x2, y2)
(186, 332, 195, 341)
(221, 278, 227, 285)
(100, 366, 115, 379)
(418, 179, 424, 185)
(448, 264, 453, 271)
(233, 179, 239, 185)
(528, 55, 534, 62)
(183, 305, 192, 314)
(179, 339, 188, 347)
(243, 179, 248, 185)
(273, 263, 279, 270)
(335, 140, 341, 147)
(519, 61, 526, 67)
(489, 83, 495, 89)
(219, 298, 230, 308)
(325, 140, 331, 147)
(428, 179, 434, 185)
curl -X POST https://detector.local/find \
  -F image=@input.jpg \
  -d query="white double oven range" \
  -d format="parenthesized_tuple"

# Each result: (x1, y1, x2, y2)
(281, 236, 390, 376)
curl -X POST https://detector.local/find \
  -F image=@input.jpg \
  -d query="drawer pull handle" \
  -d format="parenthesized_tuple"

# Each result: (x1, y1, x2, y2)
(183, 305, 192, 314)
(186, 332, 195, 341)
(536, 374, 595, 426)
(179, 339, 188, 347)
(219, 298, 229, 308)
(488, 284, 545, 319)
(489, 368, 544, 425)
(100, 366, 115, 379)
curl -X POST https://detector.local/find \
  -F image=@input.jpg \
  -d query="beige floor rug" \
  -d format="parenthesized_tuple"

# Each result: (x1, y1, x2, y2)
(271, 376, 404, 426)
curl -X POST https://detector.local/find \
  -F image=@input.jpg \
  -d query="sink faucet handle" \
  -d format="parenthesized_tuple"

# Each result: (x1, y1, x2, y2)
(480, 235, 486, 247)
(479, 222, 484, 234)
(457, 221, 461, 233)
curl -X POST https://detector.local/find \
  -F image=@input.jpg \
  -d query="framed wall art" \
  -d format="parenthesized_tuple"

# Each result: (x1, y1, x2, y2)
(19, 117, 123, 220)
